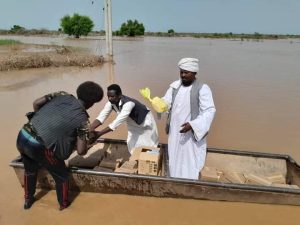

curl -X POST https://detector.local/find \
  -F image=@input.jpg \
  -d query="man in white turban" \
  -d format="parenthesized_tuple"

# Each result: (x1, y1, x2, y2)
(162, 58, 216, 179)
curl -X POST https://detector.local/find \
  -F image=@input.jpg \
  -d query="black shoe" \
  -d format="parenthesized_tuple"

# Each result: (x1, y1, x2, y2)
(59, 202, 70, 211)
(24, 198, 35, 210)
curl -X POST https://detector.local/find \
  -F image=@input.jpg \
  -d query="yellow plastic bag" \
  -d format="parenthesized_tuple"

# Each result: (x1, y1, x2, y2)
(139, 87, 168, 113)
(140, 87, 151, 100)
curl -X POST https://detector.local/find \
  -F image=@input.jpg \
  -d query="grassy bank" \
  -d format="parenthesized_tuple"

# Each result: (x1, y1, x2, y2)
(0, 39, 22, 45)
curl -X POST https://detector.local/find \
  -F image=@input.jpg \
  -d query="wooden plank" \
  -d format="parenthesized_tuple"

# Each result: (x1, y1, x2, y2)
(244, 174, 272, 186)
(267, 174, 286, 184)
(205, 152, 287, 177)
(66, 143, 105, 168)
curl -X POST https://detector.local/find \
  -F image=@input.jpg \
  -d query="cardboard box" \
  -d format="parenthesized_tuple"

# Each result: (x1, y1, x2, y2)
(114, 160, 138, 174)
(138, 147, 161, 176)
(130, 146, 160, 161)
(99, 158, 120, 169)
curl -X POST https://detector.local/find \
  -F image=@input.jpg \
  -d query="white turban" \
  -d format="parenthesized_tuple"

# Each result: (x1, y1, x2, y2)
(178, 58, 199, 73)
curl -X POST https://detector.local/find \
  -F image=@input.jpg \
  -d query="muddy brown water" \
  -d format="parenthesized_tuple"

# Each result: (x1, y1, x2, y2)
(0, 36, 299, 224)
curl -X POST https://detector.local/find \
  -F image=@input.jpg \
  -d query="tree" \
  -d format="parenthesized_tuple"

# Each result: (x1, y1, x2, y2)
(167, 29, 175, 36)
(60, 13, 94, 38)
(118, 19, 145, 37)
(10, 25, 25, 33)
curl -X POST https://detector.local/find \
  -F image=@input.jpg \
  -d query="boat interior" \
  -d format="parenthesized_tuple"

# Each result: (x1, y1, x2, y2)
(64, 139, 300, 189)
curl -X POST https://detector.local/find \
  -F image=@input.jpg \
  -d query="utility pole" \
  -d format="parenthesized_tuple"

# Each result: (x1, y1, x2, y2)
(104, 0, 113, 61)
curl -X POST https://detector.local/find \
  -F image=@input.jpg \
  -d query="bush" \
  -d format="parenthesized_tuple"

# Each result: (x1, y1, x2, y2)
(117, 19, 145, 37)
(254, 32, 263, 39)
(60, 13, 94, 38)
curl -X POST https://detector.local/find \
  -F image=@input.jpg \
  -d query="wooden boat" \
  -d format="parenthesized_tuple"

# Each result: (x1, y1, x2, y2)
(10, 138, 300, 206)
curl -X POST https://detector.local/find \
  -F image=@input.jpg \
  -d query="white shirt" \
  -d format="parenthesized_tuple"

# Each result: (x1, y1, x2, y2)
(96, 100, 135, 130)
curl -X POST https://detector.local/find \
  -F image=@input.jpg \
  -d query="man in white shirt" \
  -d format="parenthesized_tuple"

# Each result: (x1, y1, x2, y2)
(91, 84, 158, 154)
(162, 58, 216, 179)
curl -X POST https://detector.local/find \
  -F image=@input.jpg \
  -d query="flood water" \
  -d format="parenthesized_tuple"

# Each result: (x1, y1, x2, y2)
(0, 35, 299, 224)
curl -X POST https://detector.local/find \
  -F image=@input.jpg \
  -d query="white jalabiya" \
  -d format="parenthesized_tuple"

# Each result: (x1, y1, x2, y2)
(96, 100, 159, 154)
(163, 80, 216, 179)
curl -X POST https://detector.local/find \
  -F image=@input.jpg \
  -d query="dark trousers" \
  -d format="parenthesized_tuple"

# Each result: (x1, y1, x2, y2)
(16, 129, 69, 207)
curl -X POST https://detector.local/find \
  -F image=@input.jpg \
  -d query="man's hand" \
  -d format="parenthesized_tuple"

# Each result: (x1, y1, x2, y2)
(180, 122, 192, 133)
(87, 131, 98, 144)
(93, 127, 113, 141)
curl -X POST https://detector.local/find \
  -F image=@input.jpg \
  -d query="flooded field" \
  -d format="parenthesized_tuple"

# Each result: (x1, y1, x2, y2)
(0, 35, 299, 224)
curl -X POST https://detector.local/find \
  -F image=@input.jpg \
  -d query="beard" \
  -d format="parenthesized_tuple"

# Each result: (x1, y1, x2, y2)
(181, 79, 193, 86)
(109, 100, 118, 105)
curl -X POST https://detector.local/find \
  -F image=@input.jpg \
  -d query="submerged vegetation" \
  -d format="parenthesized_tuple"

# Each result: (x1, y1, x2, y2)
(191, 32, 282, 40)
(0, 28, 61, 36)
(0, 45, 103, 71)
(145, 31, 300, 40)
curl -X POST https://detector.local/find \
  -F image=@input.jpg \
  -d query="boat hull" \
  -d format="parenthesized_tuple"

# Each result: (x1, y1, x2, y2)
(10, 139, 300, 206)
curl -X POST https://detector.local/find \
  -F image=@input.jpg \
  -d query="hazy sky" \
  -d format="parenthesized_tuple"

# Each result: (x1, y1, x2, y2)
(0, 0, 299, 34)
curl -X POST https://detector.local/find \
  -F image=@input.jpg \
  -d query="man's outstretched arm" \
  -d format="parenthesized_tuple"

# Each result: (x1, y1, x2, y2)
(90, 119, 102, 131)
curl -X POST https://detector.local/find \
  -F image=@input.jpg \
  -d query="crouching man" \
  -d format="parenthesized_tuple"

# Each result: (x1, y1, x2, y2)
(16, 81, 103, 210)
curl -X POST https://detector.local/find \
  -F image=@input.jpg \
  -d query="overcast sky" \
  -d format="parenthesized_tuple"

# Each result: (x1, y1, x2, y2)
(0, 0, 299, 34)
